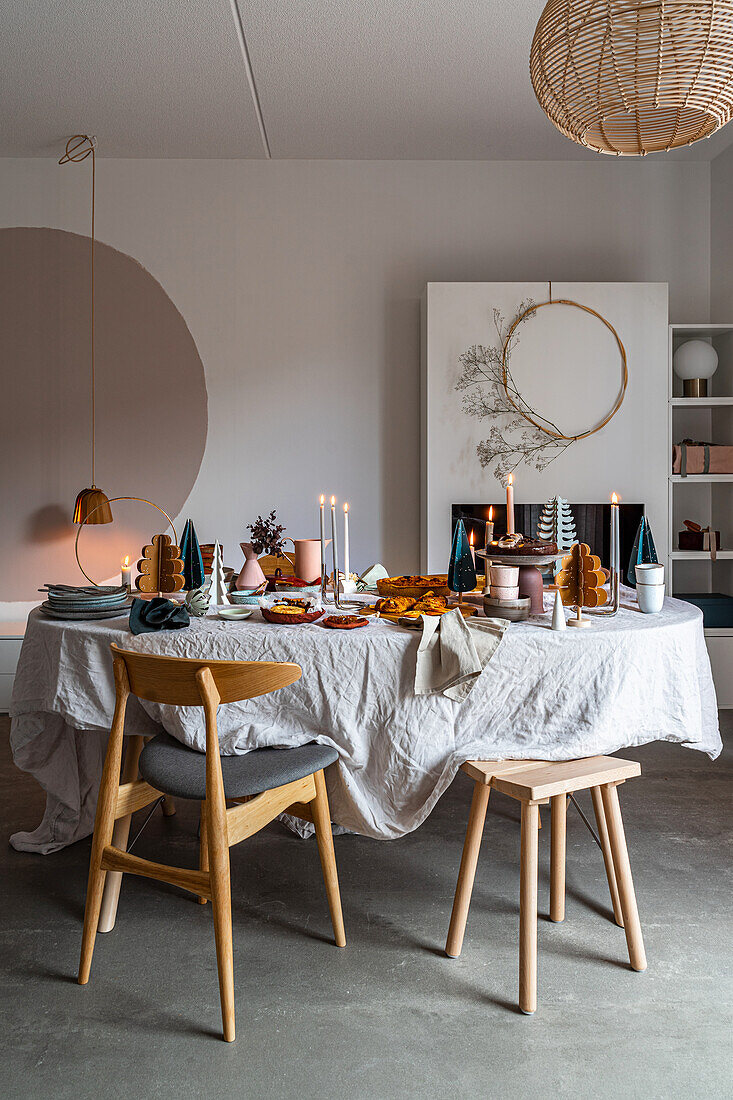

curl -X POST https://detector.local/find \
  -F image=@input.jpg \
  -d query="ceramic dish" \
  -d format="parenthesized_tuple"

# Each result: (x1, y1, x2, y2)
(216, 607, 254, 621)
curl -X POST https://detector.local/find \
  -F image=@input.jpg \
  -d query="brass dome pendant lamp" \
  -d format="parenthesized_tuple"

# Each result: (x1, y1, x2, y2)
(531, 1, 733, 155)
(59, 135, 113, 524)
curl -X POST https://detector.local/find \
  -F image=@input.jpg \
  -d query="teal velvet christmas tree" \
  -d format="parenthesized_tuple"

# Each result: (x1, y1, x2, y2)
(180, 518, 205, 590)
(448, 520, 476, 599)
(626, 514, 658, 589)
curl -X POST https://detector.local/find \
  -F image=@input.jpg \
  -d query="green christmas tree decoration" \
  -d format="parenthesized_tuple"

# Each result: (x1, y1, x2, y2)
(448, 519, 477, 599)
(180, 518, 205, 590)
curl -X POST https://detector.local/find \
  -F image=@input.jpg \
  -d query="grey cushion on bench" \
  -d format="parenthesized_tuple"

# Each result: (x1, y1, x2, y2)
(138, 733, 338, 801)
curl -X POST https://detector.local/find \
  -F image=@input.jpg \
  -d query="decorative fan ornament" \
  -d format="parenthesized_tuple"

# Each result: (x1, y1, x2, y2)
(530, 1, 733, 156)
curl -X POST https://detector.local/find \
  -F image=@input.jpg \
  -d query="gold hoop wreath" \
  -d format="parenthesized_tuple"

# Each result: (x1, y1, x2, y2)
(501, 289, 628, 442)
(74, 497, 178, 586)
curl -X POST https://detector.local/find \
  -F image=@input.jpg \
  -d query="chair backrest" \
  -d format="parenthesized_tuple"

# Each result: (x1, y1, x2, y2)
(109, 644, 302, 706)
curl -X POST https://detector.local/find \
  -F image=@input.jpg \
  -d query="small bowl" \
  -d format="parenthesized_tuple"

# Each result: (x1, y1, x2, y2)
(635, 563, 664, 584)
(229, 590, 264, 605)
(636, 581, 665, 614)
(216, 607, 254, 621)
(490, 585, 519, 600)
(490, 564, 519, 586)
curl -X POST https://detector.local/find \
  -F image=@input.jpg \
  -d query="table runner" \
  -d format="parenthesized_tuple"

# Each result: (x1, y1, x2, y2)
(9, 591, 721, 852)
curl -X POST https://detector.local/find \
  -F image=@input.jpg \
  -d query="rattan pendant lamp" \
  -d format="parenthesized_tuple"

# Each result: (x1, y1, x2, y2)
(530, 1, 733, 155)
(59, 135, 113, 524)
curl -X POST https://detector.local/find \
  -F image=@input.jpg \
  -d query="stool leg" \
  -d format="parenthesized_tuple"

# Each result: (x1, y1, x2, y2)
(519, 801, 539, 1014)
(311, 769, 347, 948)
(445, 783, 490, 958)
(600, 784, 646, 972)
(591, 786, 624, 927)
(161, 796, 177, 817)
(98, 735, 143, 935)
(198, 801, 209, 905)
(550, 794, 566, 923)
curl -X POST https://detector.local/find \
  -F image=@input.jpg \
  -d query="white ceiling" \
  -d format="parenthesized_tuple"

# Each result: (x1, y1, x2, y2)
(2, 0, 733, 161)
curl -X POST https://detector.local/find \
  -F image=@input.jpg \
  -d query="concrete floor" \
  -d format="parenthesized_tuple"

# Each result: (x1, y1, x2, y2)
(2, 715, 731, 1100)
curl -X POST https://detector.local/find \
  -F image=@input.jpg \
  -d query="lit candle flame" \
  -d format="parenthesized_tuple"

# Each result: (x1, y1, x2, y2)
(611, 492, 618, 504)
(344, 502, 349, 513)
(469, 530, 474, 546)
(320, 494, 324, 504)
(508, 473, 513, 486)
(122, 555, 129, 567)
(488, 506, 493, 520)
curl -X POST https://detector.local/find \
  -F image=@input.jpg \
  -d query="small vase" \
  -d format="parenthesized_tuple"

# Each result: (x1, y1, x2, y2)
(236, 543, 267, 590)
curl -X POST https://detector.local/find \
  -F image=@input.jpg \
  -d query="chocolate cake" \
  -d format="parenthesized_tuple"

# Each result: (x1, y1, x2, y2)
(488, 535, 558, 556)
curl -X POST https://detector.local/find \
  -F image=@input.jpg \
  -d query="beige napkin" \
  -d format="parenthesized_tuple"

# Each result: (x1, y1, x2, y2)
(414, 608, 508, 700)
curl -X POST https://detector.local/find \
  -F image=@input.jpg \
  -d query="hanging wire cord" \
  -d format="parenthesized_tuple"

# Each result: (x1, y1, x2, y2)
(59, 135, 98, 486)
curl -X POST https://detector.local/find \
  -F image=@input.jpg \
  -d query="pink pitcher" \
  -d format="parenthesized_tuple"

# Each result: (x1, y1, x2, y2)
(281, 538, 328, 584)
(236, 542, 267, 590)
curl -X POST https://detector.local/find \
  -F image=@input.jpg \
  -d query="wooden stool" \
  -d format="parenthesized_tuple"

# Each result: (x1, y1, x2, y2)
(445, 757, 646, 1014)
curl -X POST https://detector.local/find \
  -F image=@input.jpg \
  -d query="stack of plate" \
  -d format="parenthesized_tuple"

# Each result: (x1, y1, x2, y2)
(39, 585, 131, 621)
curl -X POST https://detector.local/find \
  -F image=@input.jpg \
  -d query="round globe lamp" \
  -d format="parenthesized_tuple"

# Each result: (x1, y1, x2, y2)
(673, 340, 719, 398)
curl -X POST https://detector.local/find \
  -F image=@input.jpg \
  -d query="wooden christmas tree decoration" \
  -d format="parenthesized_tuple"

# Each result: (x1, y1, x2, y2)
(180, 518, 205, 590)
(209, 540, 230, 605)
(556, 542, 607, 628)
(136, 533, 185, 594)
(537, 495, 577, 575)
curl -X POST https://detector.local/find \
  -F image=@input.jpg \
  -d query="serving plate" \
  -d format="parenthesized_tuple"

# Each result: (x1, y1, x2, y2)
(476, 549, 563, 567)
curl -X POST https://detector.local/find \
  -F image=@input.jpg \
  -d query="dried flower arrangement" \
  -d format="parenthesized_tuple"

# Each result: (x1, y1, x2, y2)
(455, 302, 574, 485)
(247, 510, 286, 556)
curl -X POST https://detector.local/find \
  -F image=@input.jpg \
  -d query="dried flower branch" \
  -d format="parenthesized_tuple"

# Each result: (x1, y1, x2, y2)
(247, 510, 286, 556)
(455, 301, 574, 484)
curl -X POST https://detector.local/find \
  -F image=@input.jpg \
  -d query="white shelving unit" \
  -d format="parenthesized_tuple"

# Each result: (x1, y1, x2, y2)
(668, 323, 733, 707)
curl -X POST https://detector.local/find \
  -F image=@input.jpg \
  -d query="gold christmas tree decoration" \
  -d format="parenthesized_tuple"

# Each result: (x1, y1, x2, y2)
(136, 533, 185, 594)
(556, 542, 607, 628)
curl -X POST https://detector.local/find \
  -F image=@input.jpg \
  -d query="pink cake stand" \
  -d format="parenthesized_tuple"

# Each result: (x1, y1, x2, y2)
(476, 549, 565, 614)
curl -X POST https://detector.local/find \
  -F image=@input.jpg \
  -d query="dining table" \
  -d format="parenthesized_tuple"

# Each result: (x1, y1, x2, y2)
(9, 589, 722, 856)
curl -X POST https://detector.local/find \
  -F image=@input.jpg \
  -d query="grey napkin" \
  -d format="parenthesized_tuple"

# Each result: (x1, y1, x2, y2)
(414, 609, 508, 700)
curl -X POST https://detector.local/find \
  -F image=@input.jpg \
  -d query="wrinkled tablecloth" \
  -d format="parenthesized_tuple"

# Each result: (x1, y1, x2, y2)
(9, 591, 721, 852)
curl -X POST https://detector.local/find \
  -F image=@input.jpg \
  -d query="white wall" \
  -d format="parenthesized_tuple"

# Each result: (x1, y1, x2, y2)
(0, 158, 710, 594)
(423, 282, 669, 571)
(711, 144, 733, 321)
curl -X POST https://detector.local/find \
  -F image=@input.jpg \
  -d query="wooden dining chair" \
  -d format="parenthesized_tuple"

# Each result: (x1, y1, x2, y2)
(78, 644, 346, 1042)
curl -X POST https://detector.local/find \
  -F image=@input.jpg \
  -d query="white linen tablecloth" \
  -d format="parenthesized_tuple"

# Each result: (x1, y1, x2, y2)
(9, 591, 721, 853)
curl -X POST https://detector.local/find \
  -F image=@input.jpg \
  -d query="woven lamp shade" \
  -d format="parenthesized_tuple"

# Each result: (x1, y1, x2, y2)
(530, 1, 733, 156)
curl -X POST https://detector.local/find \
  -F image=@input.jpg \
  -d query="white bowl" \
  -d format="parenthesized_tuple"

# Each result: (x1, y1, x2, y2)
(216, 607, 254, 621)
(635, 563, 664, 584)
(490, 564, 519, 586)
(637, 582, 665, 614)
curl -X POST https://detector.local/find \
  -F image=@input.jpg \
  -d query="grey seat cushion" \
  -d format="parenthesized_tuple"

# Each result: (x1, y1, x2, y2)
(138, 733, 338, 801)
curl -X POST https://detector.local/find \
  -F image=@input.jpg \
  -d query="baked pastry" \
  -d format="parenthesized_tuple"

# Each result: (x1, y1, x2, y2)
(270, 604, 305, 616)
(375, 596, 417, 614)
(322, 615, 369, 629)
(413, 594, 449, 613)
(385, 575, 447, 588)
